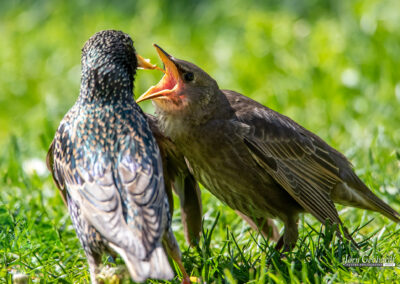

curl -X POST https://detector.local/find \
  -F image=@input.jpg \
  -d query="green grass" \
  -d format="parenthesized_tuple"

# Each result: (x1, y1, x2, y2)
(1, 0, 400, 282)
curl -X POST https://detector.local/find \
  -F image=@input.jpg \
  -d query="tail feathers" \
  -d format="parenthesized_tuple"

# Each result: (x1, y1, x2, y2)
(364, 190, 400, 223)
(109, 244, 174, 282)
(333, 181, 400, 223)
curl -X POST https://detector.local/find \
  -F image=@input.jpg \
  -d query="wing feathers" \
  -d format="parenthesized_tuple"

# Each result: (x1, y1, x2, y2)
(238, 107, 356, 243)
(50, 113, 168, 261)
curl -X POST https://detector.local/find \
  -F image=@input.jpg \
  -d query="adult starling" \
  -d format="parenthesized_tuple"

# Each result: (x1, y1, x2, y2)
(136, 44, 400, 251)
(46, 31, 189, 283)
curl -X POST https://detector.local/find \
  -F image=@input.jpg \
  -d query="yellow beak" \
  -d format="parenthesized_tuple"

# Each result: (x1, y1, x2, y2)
(136, 53, 165, 73)
(136, 44, 181, 103)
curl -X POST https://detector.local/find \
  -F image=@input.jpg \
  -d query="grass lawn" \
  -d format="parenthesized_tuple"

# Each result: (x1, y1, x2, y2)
(1, 0, 400, 282)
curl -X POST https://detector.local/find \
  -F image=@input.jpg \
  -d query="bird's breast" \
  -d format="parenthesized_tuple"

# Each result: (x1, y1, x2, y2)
(171, 126, 265, 217)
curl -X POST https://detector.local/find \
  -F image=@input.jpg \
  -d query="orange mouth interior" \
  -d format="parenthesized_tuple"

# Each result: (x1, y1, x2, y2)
(136, 44, 181, 103)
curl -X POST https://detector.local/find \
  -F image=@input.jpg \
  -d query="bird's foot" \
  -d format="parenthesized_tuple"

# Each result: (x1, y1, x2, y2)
(96, 265, 124, 284)
(274, 236, 284, 251)
(182, 276, 200, 284)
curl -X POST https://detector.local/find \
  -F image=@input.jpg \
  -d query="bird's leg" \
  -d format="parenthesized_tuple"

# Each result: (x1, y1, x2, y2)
(72, 209, 104, 283)
(163, 228, 191, 284)
(235, 211, 280, 242)
(275, 216, 299, 254)
(107, 251, 117, 264)
(275, 235, 284, 251)
(85, 250, 103, 284)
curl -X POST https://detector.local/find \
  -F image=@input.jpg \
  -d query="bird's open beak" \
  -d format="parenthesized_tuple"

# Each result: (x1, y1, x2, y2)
(136, 44, 181, 103)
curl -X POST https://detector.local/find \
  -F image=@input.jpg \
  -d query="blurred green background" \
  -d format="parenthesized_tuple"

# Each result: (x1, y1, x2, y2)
(1, 0, 400, 168)
(1, 0, 400, 282)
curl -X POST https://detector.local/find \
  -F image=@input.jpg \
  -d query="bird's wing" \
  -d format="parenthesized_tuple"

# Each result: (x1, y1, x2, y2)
(230, 96, 349, 234)
(146, 113, 202, 246)
(50, 118, 167, 260)
(116, 130, 168, 256)
(46, 140, 67, 206)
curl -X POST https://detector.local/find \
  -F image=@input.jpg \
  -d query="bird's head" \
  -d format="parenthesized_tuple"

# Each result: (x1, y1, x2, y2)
(136, 44, 219, 116)
(81, 30, 138, 85)
(80, 30, 161, 102)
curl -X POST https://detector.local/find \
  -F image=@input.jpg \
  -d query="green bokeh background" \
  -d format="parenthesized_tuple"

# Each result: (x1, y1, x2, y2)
(1, 0, 400, 282)
(1, 0, 400, 166)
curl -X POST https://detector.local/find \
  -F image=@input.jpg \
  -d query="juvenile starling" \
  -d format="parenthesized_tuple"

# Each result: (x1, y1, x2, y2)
(137, 44, 400, 251)
(46, 31, 189, 283)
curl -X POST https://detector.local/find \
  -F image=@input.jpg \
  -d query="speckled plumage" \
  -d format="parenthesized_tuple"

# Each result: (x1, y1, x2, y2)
(46, 30, 176, 283)
(138, 46, 400, 251)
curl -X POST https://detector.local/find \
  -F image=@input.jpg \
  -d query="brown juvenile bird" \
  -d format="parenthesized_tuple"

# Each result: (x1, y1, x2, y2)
(137, 44, 400, 251)
(47, 31, 190, 283)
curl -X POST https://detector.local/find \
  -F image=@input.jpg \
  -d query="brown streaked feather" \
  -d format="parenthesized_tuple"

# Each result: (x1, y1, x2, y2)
(230, 93, 356, 244)
(244, 137, 353, 243)
(333, 172, 400, 222)
(226, 89, 399, 227)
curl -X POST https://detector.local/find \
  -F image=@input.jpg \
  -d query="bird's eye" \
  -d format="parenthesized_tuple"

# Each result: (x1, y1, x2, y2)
(183, 72, 194, 82)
